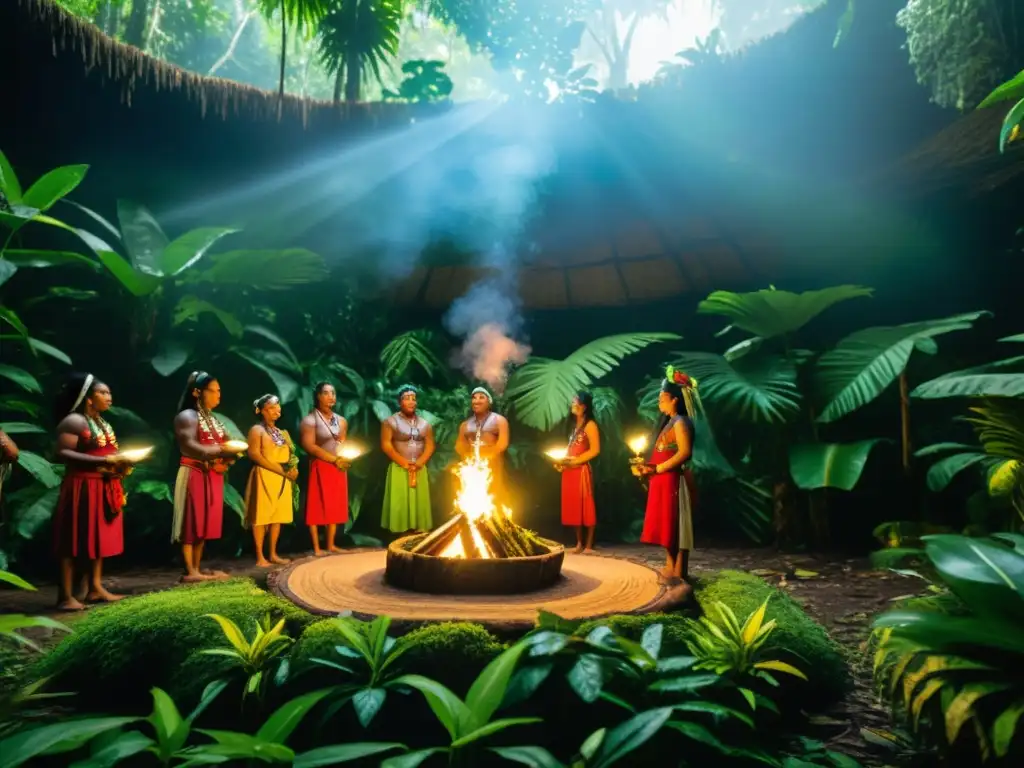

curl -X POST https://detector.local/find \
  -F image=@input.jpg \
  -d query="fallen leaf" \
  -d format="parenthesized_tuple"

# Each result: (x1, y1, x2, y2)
(808, 715, 847, 726)
(888, 594, 918, 602)
(750, 568, 782, 576)
(794, 568, 819, 579)
(860, 727, 900, 749)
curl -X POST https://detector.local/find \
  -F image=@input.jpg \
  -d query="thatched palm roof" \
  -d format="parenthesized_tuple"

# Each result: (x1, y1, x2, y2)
(1, 0, 1018, 311)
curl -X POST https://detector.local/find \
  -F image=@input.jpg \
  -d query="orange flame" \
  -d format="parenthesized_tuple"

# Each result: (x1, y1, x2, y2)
(438, 451, 508, 558)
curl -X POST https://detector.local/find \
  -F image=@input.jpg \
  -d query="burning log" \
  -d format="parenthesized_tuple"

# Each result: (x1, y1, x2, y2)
(410, 514, 465, 555)
(458, 519, 484, 558)
(476, 517, 510, 558)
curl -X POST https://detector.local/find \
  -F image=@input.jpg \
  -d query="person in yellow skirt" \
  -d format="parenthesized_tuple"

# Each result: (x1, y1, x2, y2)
(245, 394, 298, 567)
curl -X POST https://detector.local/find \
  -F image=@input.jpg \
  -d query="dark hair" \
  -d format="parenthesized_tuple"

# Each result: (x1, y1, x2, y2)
(312, 381, 334, 409)
(647, 380, 689, 459)
(396, 384, 418, 405)
(177, 371, 217, 413)
(54, 372, 103, 420)
(573, 390, 594, 426)
(254, 394, 279, 414)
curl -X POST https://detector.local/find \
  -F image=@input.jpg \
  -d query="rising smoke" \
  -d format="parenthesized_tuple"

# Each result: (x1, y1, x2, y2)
(443, 277, 531, 393)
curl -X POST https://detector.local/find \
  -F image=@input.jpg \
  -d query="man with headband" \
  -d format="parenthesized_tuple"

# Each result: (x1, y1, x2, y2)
(380, 384, 435, 533)
(455, 386, 510, 505)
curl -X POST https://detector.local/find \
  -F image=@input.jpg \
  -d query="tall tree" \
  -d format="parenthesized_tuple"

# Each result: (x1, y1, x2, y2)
(584, 0, 671, 90)
(317, 0, 404, 103)
(256, 0, 331, 102)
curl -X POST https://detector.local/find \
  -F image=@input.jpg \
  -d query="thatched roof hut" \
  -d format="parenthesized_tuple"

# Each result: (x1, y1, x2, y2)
(1, 0, 1019, 313)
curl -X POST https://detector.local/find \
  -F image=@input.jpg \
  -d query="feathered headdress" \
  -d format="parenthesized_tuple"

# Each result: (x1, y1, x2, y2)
(663, 365, 704, 421)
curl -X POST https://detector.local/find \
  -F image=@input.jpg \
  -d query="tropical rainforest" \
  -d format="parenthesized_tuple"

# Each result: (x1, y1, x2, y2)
(1, 0, 1024, 767)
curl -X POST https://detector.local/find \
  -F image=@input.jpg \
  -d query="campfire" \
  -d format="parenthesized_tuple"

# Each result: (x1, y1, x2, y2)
(402, 452, 549, 560)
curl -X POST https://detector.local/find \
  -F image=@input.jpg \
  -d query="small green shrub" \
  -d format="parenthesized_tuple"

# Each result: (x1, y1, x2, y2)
(697, 570, 850, 707)
(28, 579, 316, 713)
(290, 619, 505, 697)
(575, 613, 693, 652)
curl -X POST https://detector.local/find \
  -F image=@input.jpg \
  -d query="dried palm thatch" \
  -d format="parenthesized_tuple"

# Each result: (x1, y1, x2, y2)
(868, 105, 1024, 199)
(11, 0, 424, 126)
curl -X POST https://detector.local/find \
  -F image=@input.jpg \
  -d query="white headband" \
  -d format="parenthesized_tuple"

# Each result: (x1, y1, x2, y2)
(71, 374, 94, 413)
(471, 387, 493, 403)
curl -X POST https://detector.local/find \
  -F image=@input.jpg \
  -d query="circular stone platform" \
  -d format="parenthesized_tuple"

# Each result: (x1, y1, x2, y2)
(268, 548, 690, 633)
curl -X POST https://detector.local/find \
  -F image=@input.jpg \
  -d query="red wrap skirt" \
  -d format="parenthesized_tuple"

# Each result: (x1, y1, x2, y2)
(561, 465, 596, 526)
(175, 459, 225, 544)
(53, 470, 125, 559)
(305, 458, 348, 526)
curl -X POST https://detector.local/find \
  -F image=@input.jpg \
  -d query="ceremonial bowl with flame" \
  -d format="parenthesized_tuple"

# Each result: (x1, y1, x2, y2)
(385, 451, 564, 595)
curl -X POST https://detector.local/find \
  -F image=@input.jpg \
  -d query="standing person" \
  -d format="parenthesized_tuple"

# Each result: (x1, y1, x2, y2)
(245, 394, 297, 567)
(455, 387, 510, 503)
(380, 385, 435, 534)
(0, 428, 19, 502)
(172, 371, 240, 582)
(557, 391, 600, 553)
(300, 382, 350, 555)
(638, 367, 700, 581)
(52, 373, 141, 610)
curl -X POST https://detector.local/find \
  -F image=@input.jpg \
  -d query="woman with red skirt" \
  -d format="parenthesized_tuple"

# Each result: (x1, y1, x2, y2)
(558, 391, 601, 553)
(172, 371, 241, 581)
(299, 382, 351, 556)
(52, 373, 141, 610)
(639, 367, 699, 581)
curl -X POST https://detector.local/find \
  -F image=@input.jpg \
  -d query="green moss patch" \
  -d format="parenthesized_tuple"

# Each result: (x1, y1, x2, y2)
(28, 579, 316, 713)
(696, 569, 850, 706)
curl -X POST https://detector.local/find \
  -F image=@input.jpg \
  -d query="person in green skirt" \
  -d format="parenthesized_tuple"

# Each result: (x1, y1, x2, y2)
(380, 385, 436, 533)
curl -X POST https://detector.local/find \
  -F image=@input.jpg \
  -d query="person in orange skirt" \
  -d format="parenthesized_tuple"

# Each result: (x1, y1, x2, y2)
(172, 371, 241, 582)
(557, 391, 601, 553)
(52, 373, 142, 610)
(299, 382, 351, 555)
(637, 367, 700, 582)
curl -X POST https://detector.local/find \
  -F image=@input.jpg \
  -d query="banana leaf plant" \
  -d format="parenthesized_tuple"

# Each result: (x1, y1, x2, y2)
(814, 312, 989, 472)
(872, 533, 1024, 763)
(506, 333, 681, 432)
(200, 613, 294, 705)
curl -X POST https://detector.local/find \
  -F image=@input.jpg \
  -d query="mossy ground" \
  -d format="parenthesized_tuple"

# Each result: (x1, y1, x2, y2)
(22, 567, 849, 718)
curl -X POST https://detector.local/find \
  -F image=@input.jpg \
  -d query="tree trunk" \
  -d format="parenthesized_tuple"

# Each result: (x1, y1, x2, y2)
(123, 0, 151, 48)
(333, 69, 343, 104)
(277, 1, 287, 118)
(899, 371, 911, 474)
(344, 51, 361, 103)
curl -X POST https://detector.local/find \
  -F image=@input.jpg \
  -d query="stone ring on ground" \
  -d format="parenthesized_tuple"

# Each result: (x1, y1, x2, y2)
(268, 548, 692, 634)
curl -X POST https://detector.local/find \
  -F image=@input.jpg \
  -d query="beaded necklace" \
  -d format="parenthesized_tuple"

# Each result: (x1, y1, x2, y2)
(263, 421, 286, 446)
(86, 415, 118, 449)
(197, 407, 227, 440)
(315, 409, 340, 439)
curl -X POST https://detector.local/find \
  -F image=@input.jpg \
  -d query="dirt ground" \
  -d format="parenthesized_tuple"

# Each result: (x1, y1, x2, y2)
(0, 543, 917, 766)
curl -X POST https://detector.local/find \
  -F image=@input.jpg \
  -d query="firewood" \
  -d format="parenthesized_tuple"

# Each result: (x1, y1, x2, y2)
(476, 518, 510, 558)
(412, 514, 464, 555)
(457, 519, 482, 559)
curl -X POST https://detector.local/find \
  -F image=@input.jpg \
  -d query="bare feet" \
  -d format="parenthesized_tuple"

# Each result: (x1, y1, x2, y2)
(582, 548, 595, 554)
(313, 549, 325, 557)
(85, 587, 124, 603)
(180, 573, 208, 583)
(270, 555, 290, 565)
(327, 545, 344, 553)
(574, 544, 583, 554)
(56, 597, 86, 611)
(204, 570, 230, 580)
(255, 559, 272, 568)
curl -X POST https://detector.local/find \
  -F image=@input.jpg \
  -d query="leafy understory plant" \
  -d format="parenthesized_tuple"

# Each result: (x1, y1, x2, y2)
(0, 682, 405, 767)
(309, 614, 412, 727)
(0, 570, 70, 650)
(685, 598, 808, 707)
(382, 641, 542, 766)
(200, 613, 293, 703)
(872, 534, 1024, 762)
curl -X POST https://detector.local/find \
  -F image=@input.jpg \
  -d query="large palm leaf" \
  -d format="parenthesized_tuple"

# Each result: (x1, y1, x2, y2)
(380, 329, 445, 381)
(193, 249, 329, 289)
(317, 0, 403, 103)
(505, 333, 680, 431)
(665, 351, 802, 425)
(968, 400, 1024, 516)
(697, 285, 874, 339)
(912, 348, 1024, 400)
(816, 312, 989, 423)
